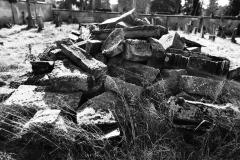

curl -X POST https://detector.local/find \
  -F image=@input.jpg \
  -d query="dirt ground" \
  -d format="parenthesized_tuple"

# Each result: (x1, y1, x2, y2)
(1, 22, 240, 82)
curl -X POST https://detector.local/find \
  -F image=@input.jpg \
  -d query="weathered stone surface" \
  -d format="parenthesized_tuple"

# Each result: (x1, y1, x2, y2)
(220, 80, 240, 104)
(24, 109, 67, 132)
(159, 32, 184, 50)
(116, 21, 130, 28)
(179, 75, 224, 100)
(121, 61, 160, 84)
(149, 37, 165, 58)
(86, 40, 102, 56)
(104, 76, 143, 98)
(0, 87, 15, 102)
(77, 92, 119, 127)
(59, 44, 107, 78)
(30, 61, 54, 75)
(4, 85, 82, 112)
(187, 56, 230, 76)
(124, 25, 168, 39)
(69, 33, 79, 42)
(124, 39, 152, 62)
(146, 69, 187, 99)
(92, 29, 113, 40)
(94, 52, 107, 64)
(108, 65, 146, 86)
(48, 60, 94, 92)
(168, 96, 240, 130)
(99, 9, 137, 29)
(164, 53, 188, 69)
(102, 28, 125, 57)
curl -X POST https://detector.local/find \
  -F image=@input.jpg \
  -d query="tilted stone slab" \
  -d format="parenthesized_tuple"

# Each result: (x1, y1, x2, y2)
(3, 85, 82, 112)
(149, 37, 165, 58)
(59, 44, 107, 78)
(121, 61, 160, 84)
(159, 32, 184, 50)
(48, 60, 94, 92)
(24, 109, 67, 132)
(102, 28, 125, 57)
(104, 76, 143, 98)
(77, 92, 120, 128)
(99, 9, 137, 29)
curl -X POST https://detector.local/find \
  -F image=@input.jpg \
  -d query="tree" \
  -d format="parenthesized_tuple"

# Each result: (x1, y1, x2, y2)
(224, 0, 240, 16)
(182, 0, 202, 16)
(150, 0, 181, 14)
(205, 0, 219, 16)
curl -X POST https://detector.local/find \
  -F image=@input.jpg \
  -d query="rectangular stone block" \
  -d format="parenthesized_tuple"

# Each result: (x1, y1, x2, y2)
(179, 75, 225, 100)
(124, 25, 168, 39)
(124, 39, 152, 62)
(104, 76, 143, 99)
(60, 44, 107, 78)
(48, 60, 94, 92)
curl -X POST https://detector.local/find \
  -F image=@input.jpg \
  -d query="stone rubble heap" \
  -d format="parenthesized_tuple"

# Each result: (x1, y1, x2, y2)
(1, 9, 240, 145)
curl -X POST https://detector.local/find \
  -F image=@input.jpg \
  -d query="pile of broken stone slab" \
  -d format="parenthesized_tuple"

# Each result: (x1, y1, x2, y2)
(1, 9, 240, 147)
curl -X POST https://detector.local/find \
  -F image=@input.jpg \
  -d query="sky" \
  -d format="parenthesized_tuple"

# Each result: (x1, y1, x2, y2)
(109, 0, 230, 7)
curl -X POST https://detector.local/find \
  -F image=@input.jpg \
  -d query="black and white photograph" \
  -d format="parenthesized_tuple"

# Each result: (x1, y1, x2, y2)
(0, 0, 240, 159)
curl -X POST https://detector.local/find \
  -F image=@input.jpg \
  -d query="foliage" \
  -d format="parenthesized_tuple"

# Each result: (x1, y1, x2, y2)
(150, 0, 182, 14)
(182, 0, 202, 16)
(224, 0, 240, 16)
(205, 0, 219, 16)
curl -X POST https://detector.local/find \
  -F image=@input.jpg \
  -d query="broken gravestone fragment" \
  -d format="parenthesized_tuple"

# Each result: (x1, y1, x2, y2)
(77, 92, 120, 132)
(121, 61, 160, 84)
(91, 29, 113, 40)
(48, 60, 94, 92)
(124, 39, 152, 62)
(99, 9, 137, 29)
(164, 53, 189, 69)
(30, 61, 54, 75)
(116, 21, 130, 28)
(168, 96, 240, 130)
(86, 40, 102, 56)
(124, 25, 168, 39)
(104, 76, 143, 99)
(145, 69, 187, 100)
(23, 109, 67, 133)
(102, 28, 125, 57)
(159, 32, 184, 51)
(59, 44, 107, 78)
(149, 37, 165, 58)
(3, 85, 82, 113)
(179, 75, 225, 101)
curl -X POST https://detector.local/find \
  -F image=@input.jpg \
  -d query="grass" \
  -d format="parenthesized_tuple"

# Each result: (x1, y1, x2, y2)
(1, 24, 240, 159)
